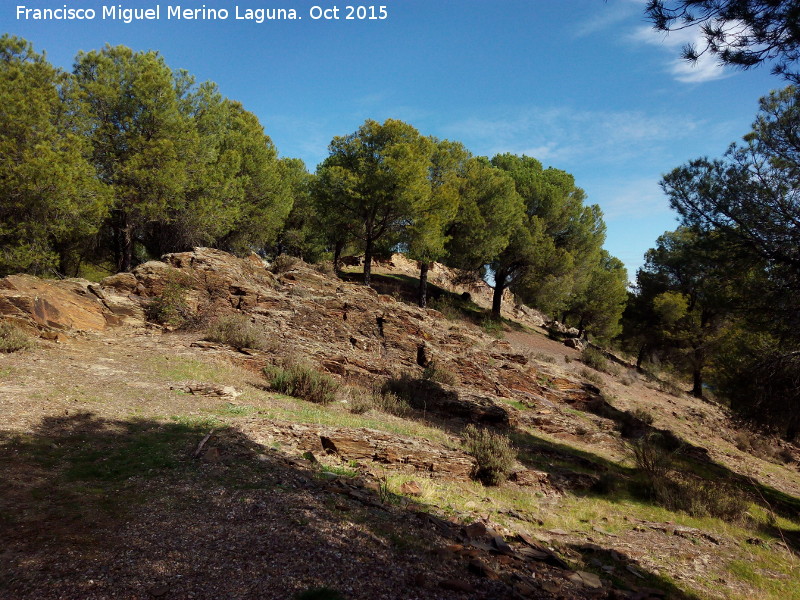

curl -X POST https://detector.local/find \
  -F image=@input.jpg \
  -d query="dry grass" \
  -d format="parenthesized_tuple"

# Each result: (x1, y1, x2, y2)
(204, 314, 273, 351)
(0, 322, 33, 353)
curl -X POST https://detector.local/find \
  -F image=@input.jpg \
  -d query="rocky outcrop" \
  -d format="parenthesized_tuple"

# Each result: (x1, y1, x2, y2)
(254, 422, 475, 479)
(1, 248, 599, 429)
(0, 274, 143, 332)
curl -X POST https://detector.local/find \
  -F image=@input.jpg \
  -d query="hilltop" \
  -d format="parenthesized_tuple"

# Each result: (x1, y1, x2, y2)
(1, 249, 798, 600)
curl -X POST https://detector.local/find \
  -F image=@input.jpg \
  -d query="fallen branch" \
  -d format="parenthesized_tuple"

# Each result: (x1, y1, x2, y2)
(193, 430, 215, 458)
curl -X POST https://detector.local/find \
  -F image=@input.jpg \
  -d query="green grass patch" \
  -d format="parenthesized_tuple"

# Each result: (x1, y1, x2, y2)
(151, 356, 236, 383)
(320, 464, 359, 478)
(216, 402, 257, 417)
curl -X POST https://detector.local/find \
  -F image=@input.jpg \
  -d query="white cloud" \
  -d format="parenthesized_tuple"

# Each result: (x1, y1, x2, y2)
(441, 106, 699, 167)
(593, 177, 672, 220)
(574, 0, 645, 38)
(631, 25, 730, 83)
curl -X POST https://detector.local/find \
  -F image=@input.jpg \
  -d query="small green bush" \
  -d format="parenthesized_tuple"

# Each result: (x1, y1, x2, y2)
(422, 361, 458, 385)
(463, 424, 515, 486)
(271, 254, 301, 274)
(581, 347, 609, 372)
(427, 296, 460, 320)
(0, 322, 33, 353)
(264, 362, 340, 405)
(205, 314, 271, 350)
(481, 317, 504, 338)
(145, 281, 190, 327)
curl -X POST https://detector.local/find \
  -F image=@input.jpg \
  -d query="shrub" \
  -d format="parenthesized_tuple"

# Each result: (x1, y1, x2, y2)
(313, 260, 337, 277)
(653, 478, 749, 522)
(145, 280, 190, 327)
(581, 347, 609, 372)
(370, 388, 410, 416)
(0, 322, 33, 353)
(422, 361, 458, 385)
(271, 254, 301, 274)
(579, 367, 603, 385)
(264, 362, 340, 405)
(630, 407, 655, 426)
(427, 296, 460, 320)
(345, 386, 373, 414)
(629, 432, 675, 481)
(733, 430, 792, 463)
(658, 378, 684, 397)
(481, 317, 504, 338)
(530, 351, 557, 364)
(204, 314, 271, 350)
(463, 424, 515, 486)
(344, 385, 411, 417)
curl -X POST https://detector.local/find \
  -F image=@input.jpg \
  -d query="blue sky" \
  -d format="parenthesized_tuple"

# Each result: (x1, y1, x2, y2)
(4, 0, 783, 279)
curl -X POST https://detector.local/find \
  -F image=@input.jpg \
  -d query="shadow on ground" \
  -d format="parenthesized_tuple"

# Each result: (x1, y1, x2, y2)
(0, 412, 513, 600)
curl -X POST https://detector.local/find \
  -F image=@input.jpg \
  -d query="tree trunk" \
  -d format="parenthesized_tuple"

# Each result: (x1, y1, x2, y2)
(114, 210, 133, 273)
(691, 346, 704, 399)
(363, 238, 373, 287)
(418, 261, 429, 308)
(636, 344, 648, 371)
(333, 239, 344, 274)
(492, 267, 507, 318)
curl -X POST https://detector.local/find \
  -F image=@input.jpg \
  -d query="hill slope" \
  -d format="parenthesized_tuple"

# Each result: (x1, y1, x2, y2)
(1, 249, 798, 600)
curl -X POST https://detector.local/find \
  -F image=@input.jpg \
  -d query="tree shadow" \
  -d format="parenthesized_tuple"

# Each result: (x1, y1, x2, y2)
(0, 412, 517, 600)
(564, 542, 703, 600)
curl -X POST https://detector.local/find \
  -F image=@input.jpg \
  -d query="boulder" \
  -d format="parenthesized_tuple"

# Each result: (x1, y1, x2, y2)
(0, 275, 118, 331)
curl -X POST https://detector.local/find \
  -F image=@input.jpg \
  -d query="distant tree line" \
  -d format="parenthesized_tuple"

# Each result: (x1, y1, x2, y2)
(622, 85, 800, 439)
(0, 35, 627, 341)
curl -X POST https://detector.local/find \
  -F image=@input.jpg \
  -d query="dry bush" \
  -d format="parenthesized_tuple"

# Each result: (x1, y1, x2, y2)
(629, 432, 675, 480)
(529, 351, 557, 364)
(630, 407, 655, 426)
(0, 322, 33, 353)
(422, 361, 458, 385)
(733, 430, 793, 464)
(463, 424, 516, 486)
(579, 367, 603, 385)
(620, 370, 638, 386)
(205, 314, 272, 350)
(271, 254, 301, 274)
(659, 378, 685, 397)
(264, 362, 340, 405)
(654, 478, 749, 522)
(344, 385, 410, 417)
(313, 261, 337, 277)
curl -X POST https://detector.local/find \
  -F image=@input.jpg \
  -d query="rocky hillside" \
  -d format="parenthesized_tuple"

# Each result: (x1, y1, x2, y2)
(1, 249, 799, 600)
